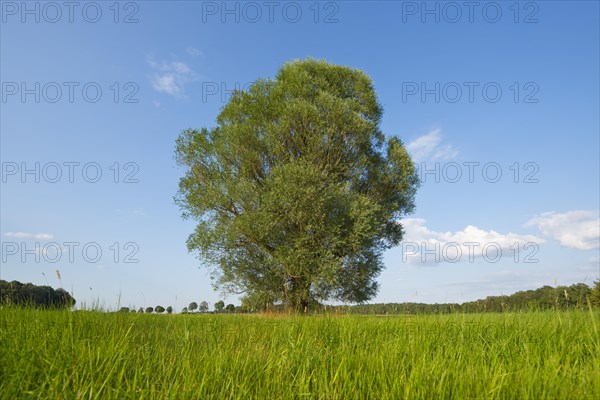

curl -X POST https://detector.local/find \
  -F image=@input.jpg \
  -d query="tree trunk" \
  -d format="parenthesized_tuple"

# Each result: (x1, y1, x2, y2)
(287, 276, 312, 313)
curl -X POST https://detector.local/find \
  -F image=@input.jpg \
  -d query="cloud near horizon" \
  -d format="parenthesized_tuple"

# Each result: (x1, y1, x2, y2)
(399, 218, 545, 265)
(525, 210, 600, 250)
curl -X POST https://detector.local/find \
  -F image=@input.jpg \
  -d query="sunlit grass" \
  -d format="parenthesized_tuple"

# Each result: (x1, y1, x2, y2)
(1, 308, 598, 399)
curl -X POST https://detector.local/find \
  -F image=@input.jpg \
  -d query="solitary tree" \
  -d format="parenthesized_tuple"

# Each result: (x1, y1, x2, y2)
(188, 302, 198, 312)
(145, 307, 154, 313)
(137, 307, 144, 313)
(155, 305, 165, 313)
(199, 301, 209, 312)
(166, 306, 173, 314)
(225, 304, 236, 313)
(176, 58, 418, 311)
(214, 300, 225, 313)
(181, 307, 189, 314)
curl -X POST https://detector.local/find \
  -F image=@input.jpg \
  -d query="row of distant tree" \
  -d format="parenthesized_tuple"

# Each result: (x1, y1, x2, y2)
(118, 306, 174, 314)
(159, 282, 600, 315)
(183, 300, 236, 313)
(0, 280, 76, 308)
(332, 282, 600, 315)
(117, 301, 237, 314)
(3, 280, 598, 314)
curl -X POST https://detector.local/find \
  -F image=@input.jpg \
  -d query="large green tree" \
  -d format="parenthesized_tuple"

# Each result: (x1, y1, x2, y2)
(176, 58, 418, 311)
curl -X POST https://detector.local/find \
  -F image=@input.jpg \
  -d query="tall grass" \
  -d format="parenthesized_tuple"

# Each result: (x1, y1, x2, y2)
(1, 308, 598, 399)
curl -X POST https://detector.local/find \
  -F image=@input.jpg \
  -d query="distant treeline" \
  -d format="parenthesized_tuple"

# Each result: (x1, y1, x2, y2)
(0, 280, 76, 308)
(332, 283, 597, 315)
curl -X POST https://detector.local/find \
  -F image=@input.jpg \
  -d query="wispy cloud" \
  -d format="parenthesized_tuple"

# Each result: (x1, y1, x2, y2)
(132, 208, 147, 217)
(406, 129, 458, 162)
(400, 218, 544, 264)
(186, 47, 204, 58)
(147, 57, 199, 98)
(526, 210, 600, 250)
(4, 231, 54, 240)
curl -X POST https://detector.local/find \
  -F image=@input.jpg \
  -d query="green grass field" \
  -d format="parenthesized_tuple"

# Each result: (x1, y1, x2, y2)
(1, 308, 599, 399)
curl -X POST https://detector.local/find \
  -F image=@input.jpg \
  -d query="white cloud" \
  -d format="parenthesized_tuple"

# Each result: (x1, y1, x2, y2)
(147, 58, 199, 98)
(186, 47, 204, 58)
(526, 210, 600, 250)
(4, 232, 54, 240)
(152, 75, 179, 96)
(400, 218, 544, 264)
(406, 129, 458, 162)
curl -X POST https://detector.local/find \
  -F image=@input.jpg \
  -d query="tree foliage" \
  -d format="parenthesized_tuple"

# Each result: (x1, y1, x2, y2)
(0, 280, 76, 308)
(155, 305, 165, 313)
(199, 301, 209, 312)
(145, 307, 154, 314)
(175, 58, 418, 311)
(591, 280, 600, 307)
(188, 302, 198, 312)
(214, 300, 225, 312)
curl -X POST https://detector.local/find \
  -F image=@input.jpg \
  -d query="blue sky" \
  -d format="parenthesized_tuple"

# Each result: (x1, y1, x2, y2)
(1, 0, 599, 310)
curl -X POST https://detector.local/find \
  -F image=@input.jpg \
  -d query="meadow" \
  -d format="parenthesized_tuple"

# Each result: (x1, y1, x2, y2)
(1, 308, 599, 399)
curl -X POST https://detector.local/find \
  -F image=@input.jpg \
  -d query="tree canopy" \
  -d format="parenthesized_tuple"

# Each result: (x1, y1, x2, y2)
(0, 280, 76, 308)
(199, 301, 209, 312)
(214, 300, 225, 312)
(176, 58, 418, 311)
